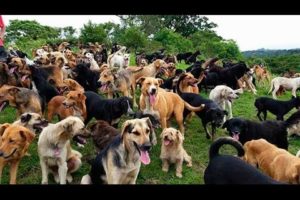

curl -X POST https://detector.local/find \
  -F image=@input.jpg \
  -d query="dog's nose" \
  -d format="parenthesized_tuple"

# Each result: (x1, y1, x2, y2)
(151, 88, 156, 94)
(141, 143, 152, 151)
(233, 131, 239, 134)
(0, 151, 3, 157)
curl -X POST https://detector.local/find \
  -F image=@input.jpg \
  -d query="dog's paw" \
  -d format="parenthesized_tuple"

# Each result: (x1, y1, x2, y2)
(176, 173, 183, 178)
(187, 163, 192, 167)
(162, 167, 169, 172)
(67, 174, 73, 183)
(54, 175, 60, 183)
(41, 181, 48, 184)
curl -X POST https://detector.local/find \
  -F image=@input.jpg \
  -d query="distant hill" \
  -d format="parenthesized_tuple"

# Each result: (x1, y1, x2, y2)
(242, 48, 300, 57)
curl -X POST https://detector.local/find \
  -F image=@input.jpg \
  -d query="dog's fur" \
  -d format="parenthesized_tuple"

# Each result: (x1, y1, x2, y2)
(38, 116, 88, 184)
(160, 128, 192, 178)
(254, 96, 300, 121)
(138, 77, 205, 134)
(244, 139, 300, 184)
(62, 79, 84, 93)
(209, 85, 242, 122)
(268, 77, 300, 99)
(13, 112, 48, 134)
(222, 117, 288, 149)
(0, 85, 42, 116)
(0, 124, 35, 184)
(204, 137, 281, 184)
(81, 118, 153, 184)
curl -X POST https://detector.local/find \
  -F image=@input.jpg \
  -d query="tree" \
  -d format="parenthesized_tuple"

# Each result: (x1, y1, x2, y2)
(118, 26, 147, 51)
(79, 21, 108, 44)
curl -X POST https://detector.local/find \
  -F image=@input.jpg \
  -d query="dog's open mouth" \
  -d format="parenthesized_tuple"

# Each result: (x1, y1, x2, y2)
(73, 135, 87, 145)
(148, 93, 156, 106)
(33, 121, 49, 133)
(8, 66, 17, 74)
(100, 83, 109, 91)
(232, 132, 240, 141)
(0, 101, 8, 112)
(163, 138, 172, 146)
(21, 75, 30, 82)
(134, 142, 151, 165)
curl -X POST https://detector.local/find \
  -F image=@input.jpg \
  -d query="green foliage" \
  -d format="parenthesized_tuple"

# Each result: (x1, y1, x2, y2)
(118, 26, 147, 51)
(79, 21, 108, 44)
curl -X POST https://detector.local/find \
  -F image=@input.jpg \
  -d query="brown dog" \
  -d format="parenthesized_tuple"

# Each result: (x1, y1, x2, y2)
(0, 85, 42, 116)
(177, 72, 199, 94)
(244, 139, 300, 184)
(62, 79, 84, 93)
(0, 124, 35, 184)
(139, 77, 205, 134)
(47, 91, 87, 122)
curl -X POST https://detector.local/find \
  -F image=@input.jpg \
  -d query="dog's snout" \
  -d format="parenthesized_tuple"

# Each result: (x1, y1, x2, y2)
(151, 88, 156, 94)
(141, 143, 152, 151)
(0, 151, 3, 157)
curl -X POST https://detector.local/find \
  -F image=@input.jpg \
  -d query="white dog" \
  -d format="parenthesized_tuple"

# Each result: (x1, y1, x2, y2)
(209, 85, 243, 122)
(268, 77, 300, 99)
(38, 116, 88, 184)
(85, 52, 100, 71)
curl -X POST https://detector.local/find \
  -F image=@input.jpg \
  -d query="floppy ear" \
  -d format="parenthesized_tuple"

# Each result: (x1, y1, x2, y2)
(222, 120, 229, 129)
(160, 128, 167, 138)
(20, 113, 32, 123)
(136, 77, 146, 86)
(8, 87, 21, 95)
(121, 120, 133, 137)
(156, 78, 164, 86)
(77, 93, 86, 101)
(0, 123, 10, 136)
(220, 88, 226, 97)
(19, 129, 36, 143)
(176, 130, 184, 142)
(63, 120, 75, 133)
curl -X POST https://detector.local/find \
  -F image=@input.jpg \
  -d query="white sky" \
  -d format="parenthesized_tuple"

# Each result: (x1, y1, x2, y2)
(3, 15, 300, 51)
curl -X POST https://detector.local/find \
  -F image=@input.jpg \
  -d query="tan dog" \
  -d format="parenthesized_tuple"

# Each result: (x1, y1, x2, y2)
(139, 77, 205, 134)
(0, 124, 35, 184)
(58, 42, 70, 52)
(0, 85, 42, 116)
(160, 128, 192, 178)
(177, 72, 199, 94)
(47, 91, 87, 122)
(62, 79, 84, 93)
(252, 65, 271, 85)
(244, 139, 300, 184)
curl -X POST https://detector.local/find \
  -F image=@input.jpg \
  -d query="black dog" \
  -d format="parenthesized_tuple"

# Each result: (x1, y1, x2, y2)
(130, 110, 160, 129)
(185, 50, 201, 64)
(73, 63, 100, 93)
(255, 96, 300, 121)
(222, 117, 288, 149)
(176, 52, 192, 63)
(204, 137, 282, 184)
(84, 91, 134, 126)
(178, 90, 227, 139)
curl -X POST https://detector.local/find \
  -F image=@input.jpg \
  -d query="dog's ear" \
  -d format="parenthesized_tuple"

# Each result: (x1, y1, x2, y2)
(176, 130, 184, 142)
(20, 113, 32, 123)
(19, 129, 36, 143)
(136, 77, 146, 86)
(121, 120, 133, 137)
(223, 110, 228, 116)
(8, 87, 21, 95)
(156, 78, 164, 86)
(154, 60, 161, 68)
(21, 59, 26, 66)
(220, 88, 226, 97)
(63, 120, 75, 133)
(222, 120, 229, 129)
(0, 123, 10, 136)
(77, 93, 86, 101)
(160, 128, 167, 138)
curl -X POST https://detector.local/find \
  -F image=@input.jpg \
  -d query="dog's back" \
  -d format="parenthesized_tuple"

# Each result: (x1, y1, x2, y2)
(204, 137, 281, 184)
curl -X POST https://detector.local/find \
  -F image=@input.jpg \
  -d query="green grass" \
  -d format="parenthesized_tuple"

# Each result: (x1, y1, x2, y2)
(1, 63, 300, 184)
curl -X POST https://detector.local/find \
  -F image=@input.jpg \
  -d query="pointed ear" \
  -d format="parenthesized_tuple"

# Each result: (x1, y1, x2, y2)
(156, 78, 164, 86)
(222, 120, 229, 129)
(8, 87, 21, 95)
(121, 120, 133, 137)
(20, 129, 36, 143)
(0, 123, 11, 136)
(21, 59, 26, 66)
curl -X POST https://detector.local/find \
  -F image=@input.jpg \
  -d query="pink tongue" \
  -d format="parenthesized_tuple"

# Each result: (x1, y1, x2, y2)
(233, 133, 239, 141)
(9, 67, 16, 74)
(140, 150, 150, 165)
(100, 84, 107, 91)
(54, 148, 60, 157)
(149, 94, 156, 106)
(164, 140, 171, 146)
(21, 75, 27, 81)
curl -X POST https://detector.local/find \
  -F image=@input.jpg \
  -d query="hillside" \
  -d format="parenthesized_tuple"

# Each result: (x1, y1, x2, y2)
(243, 48, 300, 57)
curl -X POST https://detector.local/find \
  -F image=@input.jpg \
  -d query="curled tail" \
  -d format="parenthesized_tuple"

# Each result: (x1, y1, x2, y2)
(268, 79, 274, 94)
(184, 101, 205, 112)
(209, 137, 244, 160)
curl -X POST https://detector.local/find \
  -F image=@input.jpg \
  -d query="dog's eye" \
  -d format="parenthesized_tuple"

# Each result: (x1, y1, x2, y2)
(146, 129, 150, 134)
(132, 131, 140, 135)
(147, 83, 151, 85)
(9, 139, 14, 143)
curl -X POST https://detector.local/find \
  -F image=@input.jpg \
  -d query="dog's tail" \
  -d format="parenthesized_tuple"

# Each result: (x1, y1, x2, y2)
(209, 137, 244, 160)
(267, 79, 274, 94)
(184, 102, 205, 112)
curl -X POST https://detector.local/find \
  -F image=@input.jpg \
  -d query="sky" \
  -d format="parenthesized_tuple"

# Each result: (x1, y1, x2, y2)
(3, 15, 300, 51)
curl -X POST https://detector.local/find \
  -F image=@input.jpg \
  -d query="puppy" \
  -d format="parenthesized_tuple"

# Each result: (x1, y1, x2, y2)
(160, 128, 192, 178)
(0, 124, 35, 184)
(222, 117, 288, 149)
(38, 116, 89, 184)
(81, 118, 153, 184)
(244, 139, 300, 184)
(13, 112, 48, 134)
(204, 137, 282, 184)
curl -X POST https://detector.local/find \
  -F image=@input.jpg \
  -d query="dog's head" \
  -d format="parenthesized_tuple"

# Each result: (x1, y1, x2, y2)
(131, 111, 160, 129)
(17, 112, 48, 134)
(137, 77, 163, 106)
(121, 118, 153, 165)
(160, 127, 184, 147)
(63, 79, 83, 92)
(98, 69, 114, 92)
(220, 86, 240, 102)
(59, 116, 89, 145)
(222, 118, 247, 141)
(180, 72, 199, 87)
(243, 139, 270, 168)
(34, 54, 50, 65)
(118, 97, 134, 116)
(123, 53, 130, 67)
(0, 85, 21, 111)
(205, 107, 227, 127)
(63, 91, 86, 108)
(152, 59, 168, 71)
(0, 124, 35, 161)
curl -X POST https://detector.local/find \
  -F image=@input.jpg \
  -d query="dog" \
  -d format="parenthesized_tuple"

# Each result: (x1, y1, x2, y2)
(47, 90, 87, 122)
(254, 96, 300, 121)
(244, 138, 300, 184)
(0, 124, 36, 184)
(252, 65, 271, 85)
(81, 118, 153, 184)
(85, 52, 100, 71)
(0, 85, 42, 116)
(209, 85, 243, 122)
(160, 128, 192, 178)
(285, 110, 300, 137)
(138, 77, 205, 135)
(268, 77, 300, 99)
(13, 112, 48, 134)
(176, 72, 199, 94)
(222, 117, 288, 149)
(61, 79, 85, 93)
(38, 116, 89, 184)
(204, 137, 281, 184)
(84, 91, 134, 126)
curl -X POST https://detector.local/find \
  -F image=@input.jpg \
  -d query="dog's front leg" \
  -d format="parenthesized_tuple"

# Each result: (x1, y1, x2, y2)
(202, 120, 211, 139)
(162, 159, 170, 172)
(211, 125, 216, 141)
(9, 161, 20, 184)
(58, 160, 68, 184)
(226, 101, 232, 119)
(175, 158, 183, 178)
(40, 159, 49, 184)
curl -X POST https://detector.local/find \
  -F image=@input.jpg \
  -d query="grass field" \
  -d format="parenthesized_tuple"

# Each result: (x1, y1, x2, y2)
(1, 61, 300, 184)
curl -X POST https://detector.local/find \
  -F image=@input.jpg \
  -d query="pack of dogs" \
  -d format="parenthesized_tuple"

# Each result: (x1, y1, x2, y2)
(1, 42, 300, 185)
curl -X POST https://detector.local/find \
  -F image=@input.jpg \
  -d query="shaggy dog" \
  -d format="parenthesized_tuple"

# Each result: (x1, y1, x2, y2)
(13, 112, 48, 134)
(160, 128, 192, 178)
